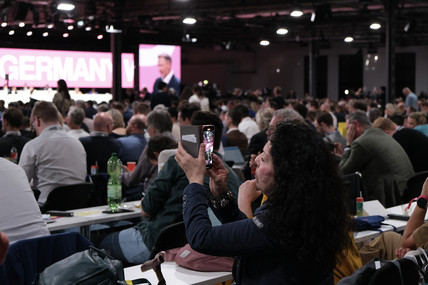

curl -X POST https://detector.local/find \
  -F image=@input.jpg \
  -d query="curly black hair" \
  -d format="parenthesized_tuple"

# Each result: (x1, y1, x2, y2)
(265, 122, 351, 273)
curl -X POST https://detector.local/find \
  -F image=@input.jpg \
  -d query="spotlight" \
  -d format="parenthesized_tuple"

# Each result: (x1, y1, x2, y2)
(290, 10, 303, 17)
(67, 25, 74, 30)
(183, 17, 196, 24)
(77, 20, 84, 27)
(191, 37, 197, 43)
(47, 23, 54, 29)
(57, 0, 75, 11)
(276, 28, 288, 35)
(63, 32, 69, 38)
(19, 22, 25, 27)
(9, 30, 14, 35)
(1, 23, 6, 27)
(344, 36, 354, 43)
(370, 23, 381, 30)
(260, 40, 270, 46)
(43, 32, 49, 37)
(85, 26, 92, 31)
(97, 34, 103, 39)
(26, 31, 32, 36)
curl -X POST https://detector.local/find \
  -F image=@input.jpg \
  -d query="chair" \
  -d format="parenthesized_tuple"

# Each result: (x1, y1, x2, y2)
(402, 170, 428, 204)
(343, 172, 367, 216)
(41, 182, 94, 213)
(87, 173, 109, 206)
(149, 221, 187, 260)
(158, 148, 178, 172)
(0, 232, 92, 285)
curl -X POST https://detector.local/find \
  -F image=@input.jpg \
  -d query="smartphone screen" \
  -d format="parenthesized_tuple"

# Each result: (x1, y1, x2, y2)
(202, 125, 215, 169)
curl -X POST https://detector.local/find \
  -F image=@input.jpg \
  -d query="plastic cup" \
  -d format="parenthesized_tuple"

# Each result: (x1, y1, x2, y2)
(127, 161, 136, 172)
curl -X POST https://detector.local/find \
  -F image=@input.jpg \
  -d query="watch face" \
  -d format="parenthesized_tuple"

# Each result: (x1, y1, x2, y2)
(417, 197, 427, 209)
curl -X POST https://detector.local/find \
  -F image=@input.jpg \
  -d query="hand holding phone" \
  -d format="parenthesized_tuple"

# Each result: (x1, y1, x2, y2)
(202, 125, 214, 169)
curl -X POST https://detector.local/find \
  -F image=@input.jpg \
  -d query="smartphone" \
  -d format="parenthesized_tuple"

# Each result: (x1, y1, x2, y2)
(202, 125, 215, 169)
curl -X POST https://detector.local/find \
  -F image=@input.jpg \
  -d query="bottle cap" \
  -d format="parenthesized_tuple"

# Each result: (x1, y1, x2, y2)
(356, 197, 364, 202)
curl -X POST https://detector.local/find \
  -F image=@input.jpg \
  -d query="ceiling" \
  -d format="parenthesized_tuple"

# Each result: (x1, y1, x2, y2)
(1, 0, 428, 52)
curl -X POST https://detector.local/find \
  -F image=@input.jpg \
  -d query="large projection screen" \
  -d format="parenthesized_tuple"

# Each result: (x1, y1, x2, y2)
(139, 44, 181, 93)
(0, 48, 134, 88)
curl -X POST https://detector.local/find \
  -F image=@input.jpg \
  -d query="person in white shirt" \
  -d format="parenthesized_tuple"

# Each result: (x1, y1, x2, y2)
(0, 158, 50, 244)
(66, 106, 90, 139)
(235, 104, 259, 143)
(19, 101, 87, 204)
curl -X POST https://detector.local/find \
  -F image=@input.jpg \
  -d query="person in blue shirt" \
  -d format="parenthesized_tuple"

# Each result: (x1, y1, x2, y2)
(176, 121, 351, 285)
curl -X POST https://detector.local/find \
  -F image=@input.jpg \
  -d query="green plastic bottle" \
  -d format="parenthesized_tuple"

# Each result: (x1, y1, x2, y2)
(107, 153, 122, 211)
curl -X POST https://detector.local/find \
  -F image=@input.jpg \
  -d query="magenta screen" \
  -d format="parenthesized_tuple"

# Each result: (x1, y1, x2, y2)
(138, 44, 181, 93)
(0, 48, 134, 88)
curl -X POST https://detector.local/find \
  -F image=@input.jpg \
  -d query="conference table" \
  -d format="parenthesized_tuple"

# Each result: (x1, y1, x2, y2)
(46, 201, 141, 238)
(124, 262, 233, 285)
(353, 202, 428, 243)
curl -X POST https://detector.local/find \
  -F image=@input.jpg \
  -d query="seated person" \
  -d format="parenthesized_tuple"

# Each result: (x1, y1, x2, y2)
(100, 111, 242, 265)
(359, 178, 428, 264)
(0, 158, 50, 243)
(175, 121, 351, 284)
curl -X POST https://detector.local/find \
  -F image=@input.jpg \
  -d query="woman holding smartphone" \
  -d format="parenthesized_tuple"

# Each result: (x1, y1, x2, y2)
(175, 121, 351, 284)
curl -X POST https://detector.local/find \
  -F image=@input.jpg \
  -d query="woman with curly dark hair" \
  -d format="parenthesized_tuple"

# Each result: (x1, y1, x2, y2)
(175, 122, 351, 284)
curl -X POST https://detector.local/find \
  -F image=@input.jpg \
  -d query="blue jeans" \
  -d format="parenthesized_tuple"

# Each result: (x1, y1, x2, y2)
(99, 227, 150, 264)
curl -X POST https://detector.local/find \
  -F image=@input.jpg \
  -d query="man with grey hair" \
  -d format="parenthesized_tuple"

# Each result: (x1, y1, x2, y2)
(403, 87, 418, 114)
(66, 106, 90, 139)
(266, 108, 305, 138)
(152, 54, 180, 95)
(337, 110, 414, 207)
(120, 110, 176, 197)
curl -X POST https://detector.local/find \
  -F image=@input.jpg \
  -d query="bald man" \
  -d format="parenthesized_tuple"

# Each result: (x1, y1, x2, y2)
(117, 114, 147, 163)
(79, 112, 121, 174)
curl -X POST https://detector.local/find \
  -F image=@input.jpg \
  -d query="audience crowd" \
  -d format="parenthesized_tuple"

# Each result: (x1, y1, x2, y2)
(1, 80, 428, 284)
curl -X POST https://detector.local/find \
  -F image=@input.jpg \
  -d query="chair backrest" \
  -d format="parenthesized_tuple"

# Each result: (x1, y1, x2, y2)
(87, 173, 109, 206)
(0, 232, 92, 285)
(343, 172, 367, 215)
(42, 182, 94, 213)
(158, 148, 178, 172)
(149, 221, 187, 260)
(402, 170, 428, 204)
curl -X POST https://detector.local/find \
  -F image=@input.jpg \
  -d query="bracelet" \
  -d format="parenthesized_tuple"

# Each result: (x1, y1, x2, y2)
(209, 188, 234, 209)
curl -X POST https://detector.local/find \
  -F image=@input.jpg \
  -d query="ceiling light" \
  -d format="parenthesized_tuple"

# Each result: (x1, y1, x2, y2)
(26, 31, 32, 36)
(77, 20, 84, 27)
(260, 40, 270, 46)
(43, 32, 49, 37)
(9, 30, 14, 35)
(191, 37, 197, 43)
(310, 12, 316, 22)
(1, 22, 7, 27)
(85, 26, 92, 31)
(63, 32, 69, 38)
(67, 25, 74, 30)
(290, 10, 303, 17)
(47, 23, 54, 29)
(183, 17, 196, 24)
(276, 28, 288, 35)
(97, 34, 103, 40)
(19, 22, 25, 28)
(370, 23, 381, 30)
(344, 36, 354, 43)
(57, 1, 75, 11)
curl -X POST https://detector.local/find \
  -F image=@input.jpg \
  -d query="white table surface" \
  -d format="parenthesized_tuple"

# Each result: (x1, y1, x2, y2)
(124, 262, 233, 285)
(353, 203, 428, 243)
(46, 201, 141, 233)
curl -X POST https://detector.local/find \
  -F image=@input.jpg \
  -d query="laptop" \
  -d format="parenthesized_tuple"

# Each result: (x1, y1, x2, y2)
(223, 146, 246, 167)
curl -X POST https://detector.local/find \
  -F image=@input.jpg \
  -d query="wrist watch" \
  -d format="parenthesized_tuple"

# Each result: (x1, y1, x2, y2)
(209, 188, 234, 209)
(417, 196, 428, 209)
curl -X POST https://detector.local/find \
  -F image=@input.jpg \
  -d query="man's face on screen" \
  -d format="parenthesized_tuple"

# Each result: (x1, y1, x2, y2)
(158, 56, 171, 78)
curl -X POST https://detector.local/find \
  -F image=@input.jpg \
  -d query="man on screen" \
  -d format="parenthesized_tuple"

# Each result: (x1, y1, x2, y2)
(152, 54, 180, 95)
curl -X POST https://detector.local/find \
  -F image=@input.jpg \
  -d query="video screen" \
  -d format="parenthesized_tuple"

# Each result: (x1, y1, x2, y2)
(0, 48, 134, 88)
(138, 44, 181, 93)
